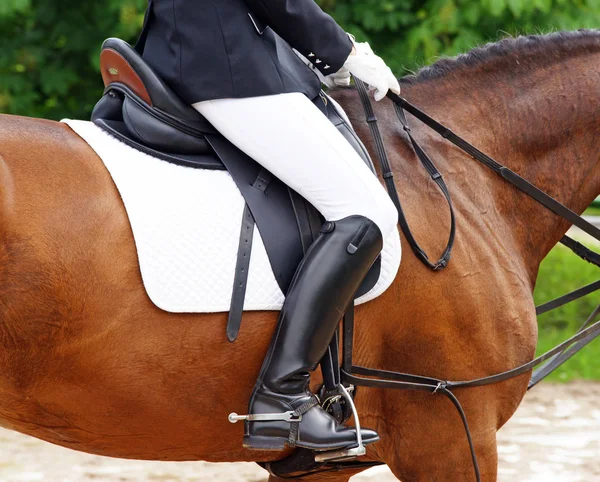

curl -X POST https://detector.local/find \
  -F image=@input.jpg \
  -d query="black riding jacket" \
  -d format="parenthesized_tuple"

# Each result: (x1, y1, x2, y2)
(140, 0, 353, 104)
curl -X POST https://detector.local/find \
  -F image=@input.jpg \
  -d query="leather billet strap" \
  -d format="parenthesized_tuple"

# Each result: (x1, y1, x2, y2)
(227, 168, 273, 341)
(355, 78, 455, 270)
(227, 204, 256, 342)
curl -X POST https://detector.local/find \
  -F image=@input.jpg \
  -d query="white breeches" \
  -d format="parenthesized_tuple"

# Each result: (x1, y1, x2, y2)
(192, 92, 398, 246)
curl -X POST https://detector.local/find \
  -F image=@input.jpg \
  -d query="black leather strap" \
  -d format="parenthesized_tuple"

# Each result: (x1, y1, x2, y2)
(535, 279, 600, 316)
(387, 91, 600, 241)
(227, 168, 273, 341)
(356, 79, 455, 270)
(529, 303, 600, 388)
(227, 204, 256, 342)
(288, 396, 319, 447)
(342, 305, 355, 373)
(394, 103, 456, 270)
(560, 235, 600, 267)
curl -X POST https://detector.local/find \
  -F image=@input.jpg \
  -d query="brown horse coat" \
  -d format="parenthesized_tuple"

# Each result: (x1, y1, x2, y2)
(1, 31, 600, 481)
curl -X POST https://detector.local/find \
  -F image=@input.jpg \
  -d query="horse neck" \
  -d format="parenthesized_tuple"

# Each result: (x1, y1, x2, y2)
(391, 51, 600, 280)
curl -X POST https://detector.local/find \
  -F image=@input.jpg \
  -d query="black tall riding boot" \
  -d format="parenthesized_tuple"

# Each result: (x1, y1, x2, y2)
(244, 215, 383, 451)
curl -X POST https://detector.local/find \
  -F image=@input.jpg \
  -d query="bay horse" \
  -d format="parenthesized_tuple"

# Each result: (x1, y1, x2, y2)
(0, 30, 599, 481)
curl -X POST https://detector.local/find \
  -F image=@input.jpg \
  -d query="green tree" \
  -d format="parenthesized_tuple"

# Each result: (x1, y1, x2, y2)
(322, 0, 600, 73)
(0, 0, 146, 119)
(1, 0, 600, 120)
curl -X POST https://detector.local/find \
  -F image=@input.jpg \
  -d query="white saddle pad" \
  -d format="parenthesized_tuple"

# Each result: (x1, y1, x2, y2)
(63, 120, 401, 312)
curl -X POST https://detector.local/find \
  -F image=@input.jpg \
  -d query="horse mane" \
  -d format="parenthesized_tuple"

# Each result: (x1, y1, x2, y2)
(402, 29, 600, 84)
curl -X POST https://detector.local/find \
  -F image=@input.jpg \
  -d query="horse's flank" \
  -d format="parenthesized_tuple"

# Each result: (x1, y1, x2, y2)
(0, 31, 599, 481)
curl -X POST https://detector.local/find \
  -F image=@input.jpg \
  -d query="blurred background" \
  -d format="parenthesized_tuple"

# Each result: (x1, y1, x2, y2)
(1, 1, 600, 480)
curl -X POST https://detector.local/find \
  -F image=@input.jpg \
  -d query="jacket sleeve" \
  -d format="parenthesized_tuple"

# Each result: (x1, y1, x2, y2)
(244, 0, 353, 75)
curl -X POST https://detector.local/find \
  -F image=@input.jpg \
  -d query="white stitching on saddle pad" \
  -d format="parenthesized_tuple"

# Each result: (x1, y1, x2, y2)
(62, 120, 401, 313)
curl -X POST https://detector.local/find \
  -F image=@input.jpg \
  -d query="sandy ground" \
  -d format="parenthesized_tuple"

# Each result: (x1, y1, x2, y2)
(0, 382, 599, 481)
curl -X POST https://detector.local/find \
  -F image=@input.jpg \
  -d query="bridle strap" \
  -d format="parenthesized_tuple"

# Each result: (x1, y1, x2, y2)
(529, 303, 600, 389)
(559, 234, 600, 267)
(356, 79, 456, 270)
(535, 279, 600, 315)
(387, 91, 600, 241)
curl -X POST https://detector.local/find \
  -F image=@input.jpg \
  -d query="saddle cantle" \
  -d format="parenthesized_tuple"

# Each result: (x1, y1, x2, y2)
(93, 38, 219, 166)
(91, 38, 381, 336)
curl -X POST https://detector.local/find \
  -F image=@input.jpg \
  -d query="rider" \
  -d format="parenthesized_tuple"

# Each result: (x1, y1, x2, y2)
(141, 0, 400, 452)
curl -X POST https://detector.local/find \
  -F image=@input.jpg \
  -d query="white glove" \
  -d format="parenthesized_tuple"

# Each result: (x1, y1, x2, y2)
(323, 66, 351, 89)
(343, 40, 400, 101)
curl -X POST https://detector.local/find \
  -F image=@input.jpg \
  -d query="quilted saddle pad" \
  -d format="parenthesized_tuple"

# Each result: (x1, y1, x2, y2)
(63, 119, 402, 312)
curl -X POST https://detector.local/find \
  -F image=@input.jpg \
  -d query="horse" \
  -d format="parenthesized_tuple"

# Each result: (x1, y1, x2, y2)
(0, 29, 599, 481)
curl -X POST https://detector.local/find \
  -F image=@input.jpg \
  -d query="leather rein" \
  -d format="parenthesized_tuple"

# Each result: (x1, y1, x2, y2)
(344, 78, 600, 482)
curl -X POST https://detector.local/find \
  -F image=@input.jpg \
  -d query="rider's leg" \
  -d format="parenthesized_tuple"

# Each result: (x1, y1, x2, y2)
(194, 93, 397, 245)
(194, 93, 398, 451)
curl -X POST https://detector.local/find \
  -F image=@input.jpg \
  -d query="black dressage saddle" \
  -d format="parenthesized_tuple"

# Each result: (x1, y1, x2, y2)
(91, 38, 381, 339)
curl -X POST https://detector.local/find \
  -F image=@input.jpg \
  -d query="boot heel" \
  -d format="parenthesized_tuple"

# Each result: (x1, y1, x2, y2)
(243, 435, 288, 451)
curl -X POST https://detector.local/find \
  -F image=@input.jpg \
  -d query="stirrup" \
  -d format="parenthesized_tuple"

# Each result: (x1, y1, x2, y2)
(314, 385, 366, 462)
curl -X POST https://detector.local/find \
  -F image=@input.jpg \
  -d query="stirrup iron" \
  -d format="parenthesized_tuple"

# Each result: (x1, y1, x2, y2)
(314, 384, 366, 462)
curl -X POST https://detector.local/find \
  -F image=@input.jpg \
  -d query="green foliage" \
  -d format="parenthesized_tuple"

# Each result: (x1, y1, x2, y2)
(319, 0, 600, 74)
(2, 1, 600, 120)
(0, 0, 147, 119)
(534, 242, 600, 381)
